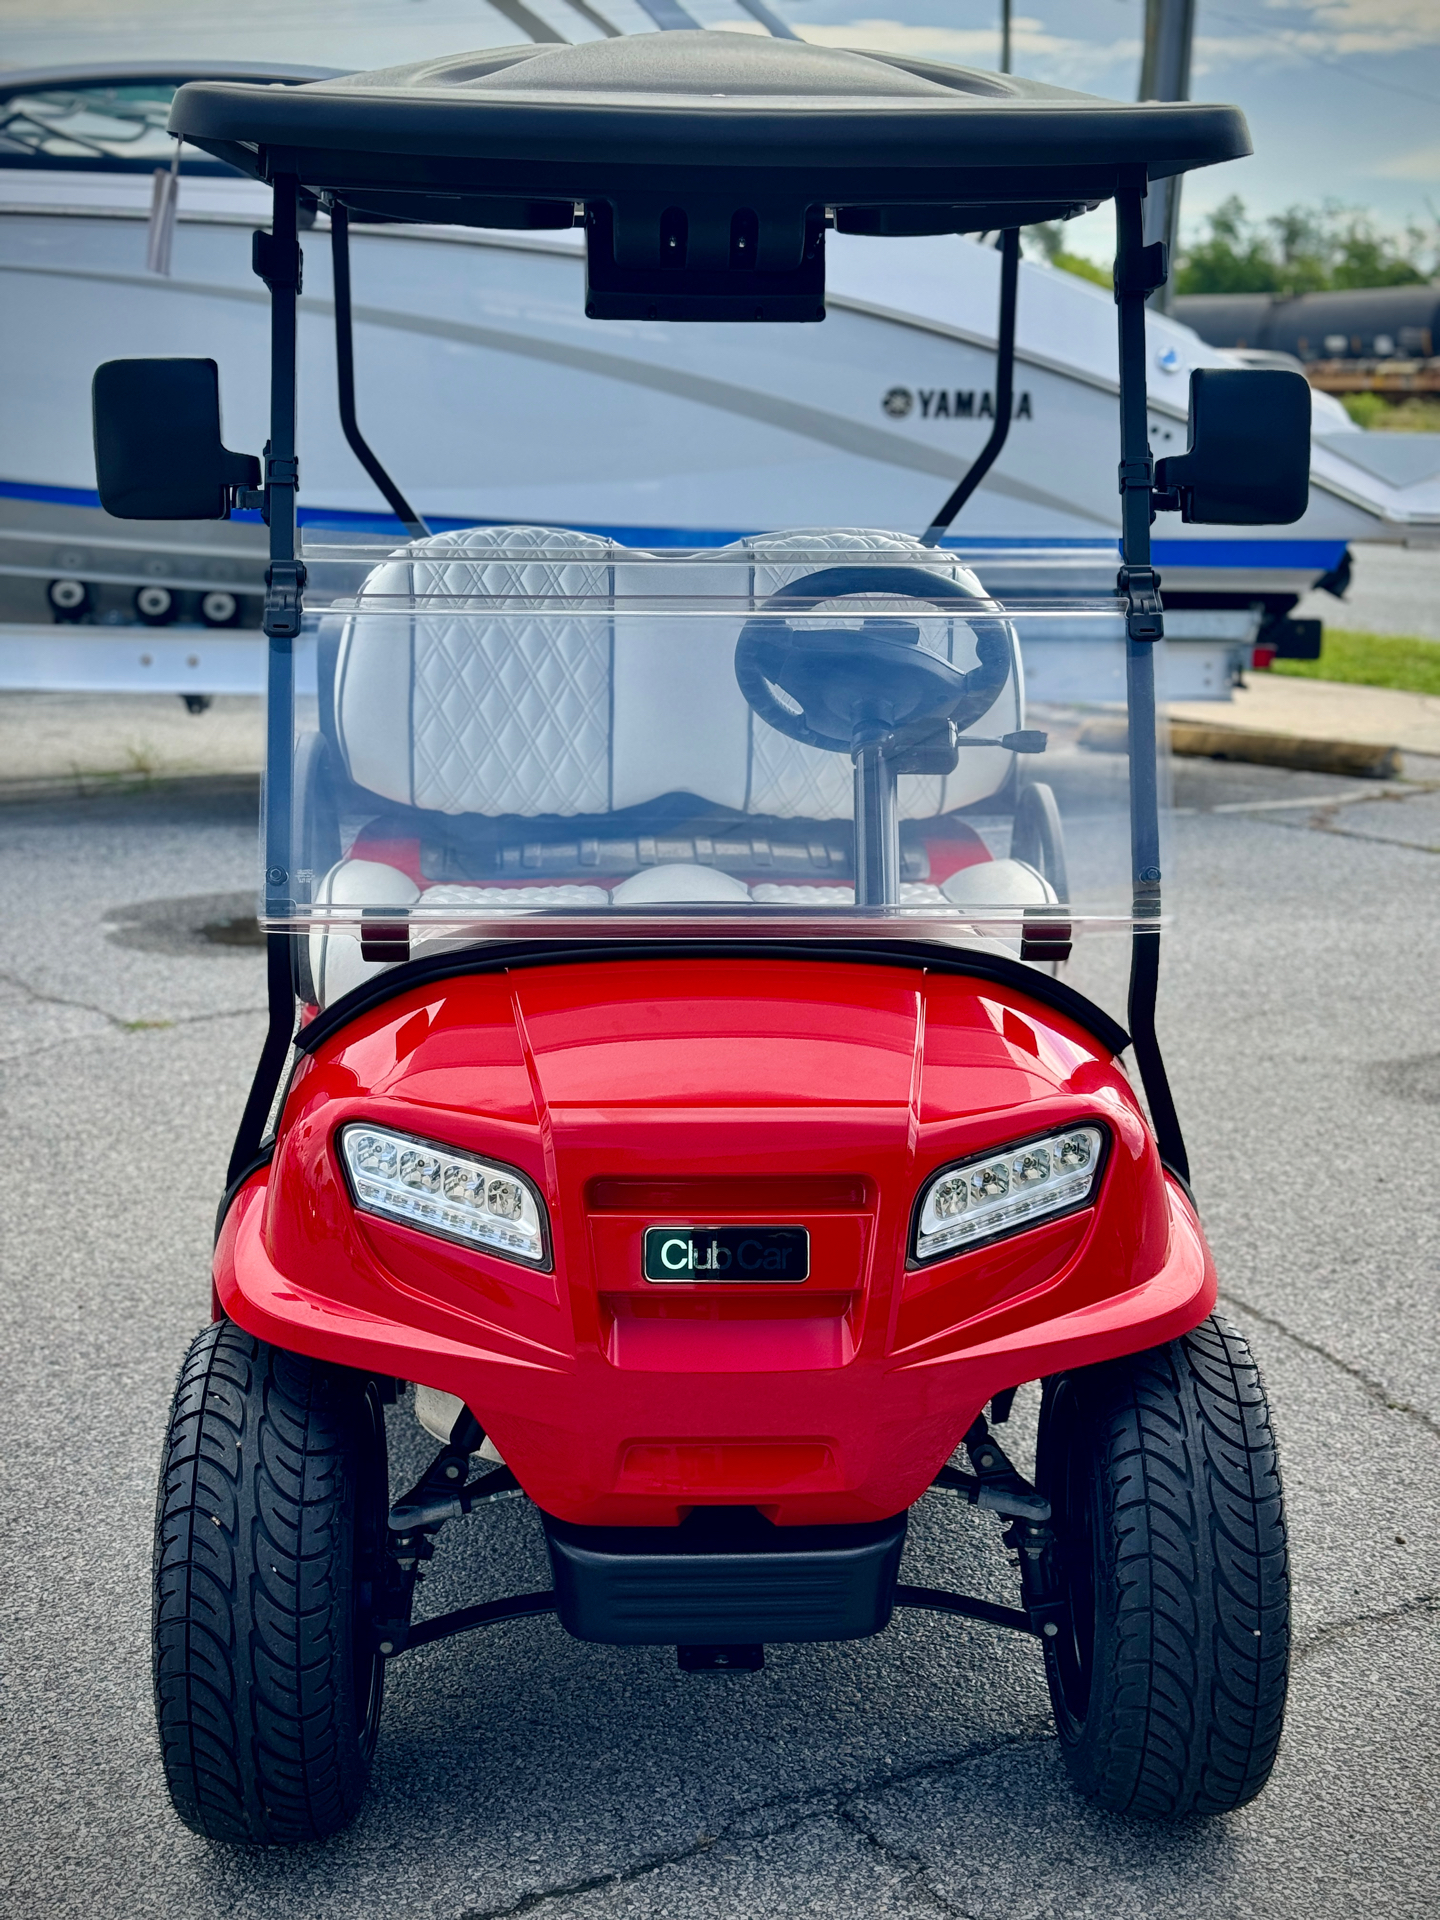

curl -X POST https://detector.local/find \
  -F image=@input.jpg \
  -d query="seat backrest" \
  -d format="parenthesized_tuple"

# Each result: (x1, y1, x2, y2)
(333, 525, 619, 816)
(329, 524, 1016, 822)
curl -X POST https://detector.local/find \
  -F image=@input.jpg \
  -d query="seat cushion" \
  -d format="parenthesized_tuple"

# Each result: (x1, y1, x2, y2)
(308, 858, 421, 1008)
(941, 858, 1056, 905)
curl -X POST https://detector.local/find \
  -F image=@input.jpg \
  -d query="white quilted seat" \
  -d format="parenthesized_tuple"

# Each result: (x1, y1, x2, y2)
(310, 858, 421, 1008)
(310, 524, 1022, 1005)
(333, 524, 620, 816)
(749, 865, 1054, 909)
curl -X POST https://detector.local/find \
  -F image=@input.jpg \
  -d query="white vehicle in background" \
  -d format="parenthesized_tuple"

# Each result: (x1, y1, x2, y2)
(2, 59, 1438, 704)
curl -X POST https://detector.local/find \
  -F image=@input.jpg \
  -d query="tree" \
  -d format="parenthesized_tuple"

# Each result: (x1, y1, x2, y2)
(1023, 222, 1112, 288)
(1173, 197, 1437, 296)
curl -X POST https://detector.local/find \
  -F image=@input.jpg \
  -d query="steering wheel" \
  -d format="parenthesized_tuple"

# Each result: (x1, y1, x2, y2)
(733, 565, 1010, 754)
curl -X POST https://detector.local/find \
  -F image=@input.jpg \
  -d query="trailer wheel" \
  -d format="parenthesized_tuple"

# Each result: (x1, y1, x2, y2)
(1036, 1314, 1289, 1818)
(135, 584, 177, 625)
(153, 1320, 389, 1843)
(47, 577, 91, 621)
(200, 589, 240, 627)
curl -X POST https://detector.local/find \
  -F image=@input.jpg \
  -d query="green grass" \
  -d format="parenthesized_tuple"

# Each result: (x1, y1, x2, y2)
(1272, 628, 1440, 696)
(1339, 392, 1440, 433)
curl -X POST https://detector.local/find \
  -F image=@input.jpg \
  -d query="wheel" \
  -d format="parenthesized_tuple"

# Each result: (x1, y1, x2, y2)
(135, 584, 176, 625)
(47, 576, 91, 621)
(152, 1320, 389, 1843)
(1036, 1313, 1289, 1818)
(200, 589, 239, 627)
(1011, 780, 1069, 901)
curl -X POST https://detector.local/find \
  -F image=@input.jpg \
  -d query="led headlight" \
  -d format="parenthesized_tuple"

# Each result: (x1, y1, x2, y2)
(913, 1124, 1106, 1263)
(339, 1125, 549, 1268)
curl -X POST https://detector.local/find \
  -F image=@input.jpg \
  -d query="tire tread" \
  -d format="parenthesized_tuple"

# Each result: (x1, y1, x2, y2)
(152, 1321, 381, 1843)
(1042, 1313, 1290, 1818)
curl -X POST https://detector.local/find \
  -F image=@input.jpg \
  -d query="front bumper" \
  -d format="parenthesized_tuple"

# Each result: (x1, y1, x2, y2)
(544, 1506, 908, 1645)
(215, 1169, 1214, 1526)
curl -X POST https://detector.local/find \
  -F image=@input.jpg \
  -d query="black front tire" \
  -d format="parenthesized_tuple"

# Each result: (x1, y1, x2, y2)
(153, 1321, 389, 1844)
(1036, 1314, 1289, 1818)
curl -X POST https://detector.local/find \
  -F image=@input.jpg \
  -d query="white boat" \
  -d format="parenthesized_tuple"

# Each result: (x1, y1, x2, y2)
(3, 61, 1438, 700)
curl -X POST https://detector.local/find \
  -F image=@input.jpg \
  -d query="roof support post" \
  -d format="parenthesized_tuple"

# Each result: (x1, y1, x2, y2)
(260, 169, 301, 923)
(1115, 179, 1188, 1183)
(921, 226, 1019, 545)
(230, 168, 303, 1185)
(330, 204, 429, 539)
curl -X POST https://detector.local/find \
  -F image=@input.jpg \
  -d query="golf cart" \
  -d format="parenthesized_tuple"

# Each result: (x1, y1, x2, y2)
(95, 34, 1304, 1843)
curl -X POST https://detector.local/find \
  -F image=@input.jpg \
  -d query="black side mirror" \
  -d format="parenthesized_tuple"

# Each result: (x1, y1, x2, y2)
(93, 358, 260, 520)
(1154, 367, 1311, 525)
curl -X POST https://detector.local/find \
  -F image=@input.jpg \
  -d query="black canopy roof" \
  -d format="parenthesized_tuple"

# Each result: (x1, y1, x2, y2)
(170, 33, 1249, 227)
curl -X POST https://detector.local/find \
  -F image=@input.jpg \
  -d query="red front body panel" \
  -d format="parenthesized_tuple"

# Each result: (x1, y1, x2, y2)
(216, 957, 1215, 1525)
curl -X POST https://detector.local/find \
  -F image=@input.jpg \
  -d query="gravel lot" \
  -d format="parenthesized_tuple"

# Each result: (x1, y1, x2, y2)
(1, 756, 1437, 1920)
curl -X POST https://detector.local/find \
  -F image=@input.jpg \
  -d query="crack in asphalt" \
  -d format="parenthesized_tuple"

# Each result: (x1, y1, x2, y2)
(1230, 782, 1440, 854)
(447, 1585, 1440, 1920)
(1292, 1592, 1440, 1671)
(455, 1728, 1047, 1919)
(835, 1796, 981, 1918)
(0, 967, 264, 1039)
(1218, 1288, 1440, 1443)
(1307, 820, 1440, 854)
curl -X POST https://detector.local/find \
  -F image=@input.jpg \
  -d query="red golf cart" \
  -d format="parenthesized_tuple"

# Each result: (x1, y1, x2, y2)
(91, 33, 1305, 1843)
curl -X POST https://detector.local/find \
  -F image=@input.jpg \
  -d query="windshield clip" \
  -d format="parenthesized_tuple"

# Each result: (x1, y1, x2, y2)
(251, 227, 304, 294)
(360, 910, 411, 964)
(1117, 564, 1164, 643)
(1114, 239, 1168, 299)
(263, 559, 308, 640)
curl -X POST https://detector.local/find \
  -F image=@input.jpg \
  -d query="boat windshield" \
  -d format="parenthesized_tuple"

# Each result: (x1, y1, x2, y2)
(0, 82, 177, 167)
(280, 527, 1165, 1005)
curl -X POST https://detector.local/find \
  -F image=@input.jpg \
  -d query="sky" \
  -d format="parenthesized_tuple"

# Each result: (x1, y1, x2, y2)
(2, 0, 1436, 263)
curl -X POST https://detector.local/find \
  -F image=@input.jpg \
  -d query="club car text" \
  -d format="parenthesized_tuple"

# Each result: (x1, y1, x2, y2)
(643, 1226, 810, 1282)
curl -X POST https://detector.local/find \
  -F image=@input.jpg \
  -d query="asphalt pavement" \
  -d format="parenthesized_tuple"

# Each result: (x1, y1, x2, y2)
(1, 757, 1438, 1920)
(1294, 539, 1440, 641)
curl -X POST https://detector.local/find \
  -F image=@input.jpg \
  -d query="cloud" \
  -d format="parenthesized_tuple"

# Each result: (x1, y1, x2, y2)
(726, 3, 1434, 79)
(1193, 0, 1440, 70)
(790, 19, 1001, 59)
(1276, 0, 1440, 56)
(749, 15, 1140, 79)
(1372, 141, 1440, 180)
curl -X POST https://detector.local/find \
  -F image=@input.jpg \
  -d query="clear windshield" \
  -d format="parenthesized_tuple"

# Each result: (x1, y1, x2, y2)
(277, 527, 1163, 1007)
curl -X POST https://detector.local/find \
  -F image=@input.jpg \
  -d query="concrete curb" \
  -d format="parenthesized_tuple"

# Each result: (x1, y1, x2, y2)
(0, 770, 260, 807)
(1077, 715, 1403, 780)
